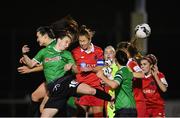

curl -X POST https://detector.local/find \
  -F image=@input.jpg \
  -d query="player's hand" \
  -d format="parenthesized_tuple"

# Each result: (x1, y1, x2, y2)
(17, 66, 31, 74)
(19, 57, 26, 64)
(96, 70, 104, 78)
(22, 45, 30, 54)
(64, 63, 73, 71)
(100, 79, 105, 85)
(151, 65, 158, 76)
(111, 95, 115, 102)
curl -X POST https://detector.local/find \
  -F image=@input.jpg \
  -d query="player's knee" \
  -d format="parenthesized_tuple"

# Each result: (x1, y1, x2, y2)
(31, 92, 39, 102)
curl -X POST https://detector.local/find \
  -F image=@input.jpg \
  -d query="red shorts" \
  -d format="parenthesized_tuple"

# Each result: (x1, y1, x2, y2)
(145, 107, 165, 117)
(136, 101, 146, 117)
(75, 95, 104, 106)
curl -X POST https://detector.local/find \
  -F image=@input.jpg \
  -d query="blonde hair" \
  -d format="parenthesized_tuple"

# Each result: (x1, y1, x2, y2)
(104, 45, 115, 53)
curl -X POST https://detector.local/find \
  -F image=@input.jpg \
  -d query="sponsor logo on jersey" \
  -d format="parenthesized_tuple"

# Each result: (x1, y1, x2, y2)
(143, 89, 155, 94)
(45, 56, 61, 62)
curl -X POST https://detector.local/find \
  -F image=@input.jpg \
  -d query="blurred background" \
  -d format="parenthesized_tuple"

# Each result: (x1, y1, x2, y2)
(0, 0, 180, 116)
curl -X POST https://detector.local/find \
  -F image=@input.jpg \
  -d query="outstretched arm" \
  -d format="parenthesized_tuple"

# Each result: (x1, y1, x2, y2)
(96, 70, 119, 89)
(17, 65, 43, 74)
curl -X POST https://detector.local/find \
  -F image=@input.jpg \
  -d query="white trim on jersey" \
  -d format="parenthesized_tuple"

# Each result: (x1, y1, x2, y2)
(80, 43, 94, 54)
(160, 77, 168, 87)
(114, 80, 120, 85)
(32, 58, 42, 64)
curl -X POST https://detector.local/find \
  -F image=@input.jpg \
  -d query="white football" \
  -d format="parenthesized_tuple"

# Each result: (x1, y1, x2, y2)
(134, 23, 151, 39)
(102, 67, 113, 80)
(102, 67, 112, 76)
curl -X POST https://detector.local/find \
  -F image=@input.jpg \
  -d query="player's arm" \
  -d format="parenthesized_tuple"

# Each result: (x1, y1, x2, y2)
(18, 65, 43, 74)
(81, 59, 104, 73)
(71, 64, 79, 73)
(64, 51, 80, 73)
(92, 66, 104, 73)
(31, 65, 43, 72)
(153, 73, 167, 92)
(93, 49, 105, 73)
(128, 63, 144, 78)
(132, 71, 144, 78)
(19, 57, 27, 64)
(96, 70, 119, 89)
(22, 45, 38, 68)
(22, 54, 38, 68)
(152, 65, 167, 92)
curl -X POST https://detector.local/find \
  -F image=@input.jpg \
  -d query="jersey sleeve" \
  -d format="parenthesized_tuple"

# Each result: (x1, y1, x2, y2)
(71, 48, 82, 72)
(158, 72, 168, 87)
(71, 48, 79, 62)
(66, 51, 75, 64)
(33, 49, 45, 64)
(96, 47, 104, 59)
(95, 47, 104, 66)
(114, 71, 123, 85)
(127, 61, 142, 72)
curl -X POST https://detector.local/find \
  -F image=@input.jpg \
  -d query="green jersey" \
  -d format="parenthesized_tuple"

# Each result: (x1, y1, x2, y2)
(35, 39, 56, 65)
(47, 39, 56, 48)
(33, 46, 75, 83)
(114, 66, 136, 110)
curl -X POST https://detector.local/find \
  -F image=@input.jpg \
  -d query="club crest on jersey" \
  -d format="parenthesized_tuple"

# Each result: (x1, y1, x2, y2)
(80, 62, 86, 68)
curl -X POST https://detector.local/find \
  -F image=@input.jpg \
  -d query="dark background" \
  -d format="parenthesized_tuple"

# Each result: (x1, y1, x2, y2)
(0, 0, 179, 116)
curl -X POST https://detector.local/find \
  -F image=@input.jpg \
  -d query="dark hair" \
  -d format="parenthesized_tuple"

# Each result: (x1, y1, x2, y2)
(117, 41, 130, 49)
(78, 25, 95, 40)
(116, 50, 128, 66)
(50, 15, 79, 43)
(36, 15, 79, 43)
(36, 26, 55, 39)
(117, 41, 138, 58)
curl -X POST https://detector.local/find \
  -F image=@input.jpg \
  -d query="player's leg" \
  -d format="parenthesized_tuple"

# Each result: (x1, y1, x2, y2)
(31, 82, 47, 102)
(41, 108, 58, 117)
(76, 83, 112, 101)
(30, 82, 47, 116)
(92, 106, 104, 117)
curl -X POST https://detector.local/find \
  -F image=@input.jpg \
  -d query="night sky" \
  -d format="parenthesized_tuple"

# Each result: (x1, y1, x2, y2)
(0, 0, 180, 116)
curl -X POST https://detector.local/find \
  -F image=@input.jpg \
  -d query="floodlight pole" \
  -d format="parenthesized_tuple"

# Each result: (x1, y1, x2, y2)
(131, 0, 148, 55)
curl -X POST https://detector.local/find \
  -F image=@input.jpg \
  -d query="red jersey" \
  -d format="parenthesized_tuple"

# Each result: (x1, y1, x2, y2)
(142, 72, 167, 108)
(72, 44, 103, 87)
(127, 58, 145, 102)
(127, 58, 142, 72)
(127, 58, 147, 117)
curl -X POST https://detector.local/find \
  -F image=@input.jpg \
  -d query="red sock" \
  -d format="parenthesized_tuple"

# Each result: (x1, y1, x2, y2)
(93, 112, 103, 117)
